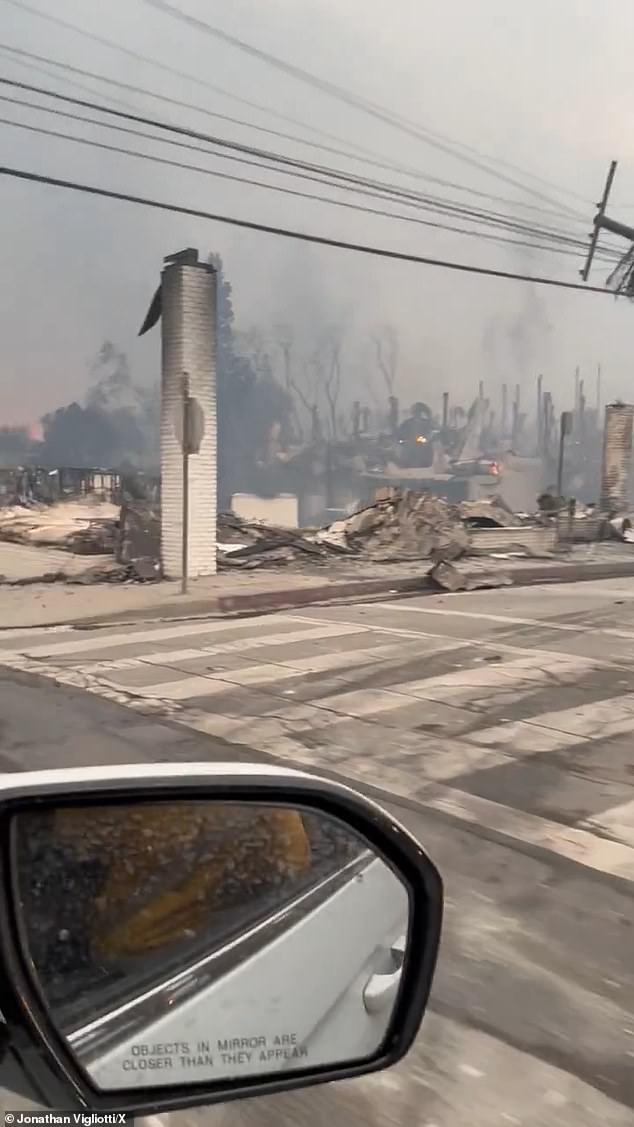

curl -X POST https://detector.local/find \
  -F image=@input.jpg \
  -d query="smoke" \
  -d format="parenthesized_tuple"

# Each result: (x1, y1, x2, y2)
(38, 342, 160, 470)
(481, 284, 554, 400)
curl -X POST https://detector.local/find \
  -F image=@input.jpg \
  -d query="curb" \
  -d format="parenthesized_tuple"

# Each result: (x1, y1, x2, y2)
(8, 554, 634, 630)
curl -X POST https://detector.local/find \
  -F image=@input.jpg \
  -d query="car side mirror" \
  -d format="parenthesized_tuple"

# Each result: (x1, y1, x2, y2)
(0, 764, 442, 1115)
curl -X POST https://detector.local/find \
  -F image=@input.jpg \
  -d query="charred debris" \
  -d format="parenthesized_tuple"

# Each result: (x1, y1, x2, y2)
(2, 377, 634, 588)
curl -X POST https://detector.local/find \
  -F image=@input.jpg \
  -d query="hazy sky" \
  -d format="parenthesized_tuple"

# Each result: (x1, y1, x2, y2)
(2, 0, 634, 424)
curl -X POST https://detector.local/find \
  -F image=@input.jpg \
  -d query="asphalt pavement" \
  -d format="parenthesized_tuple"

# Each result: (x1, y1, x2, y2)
(1, 577, 633, 1124)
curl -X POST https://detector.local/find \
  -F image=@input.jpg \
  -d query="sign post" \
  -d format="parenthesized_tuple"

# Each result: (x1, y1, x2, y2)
(181, 373, 190, 595)
(556, 410, 573, 545)
(179, 372, 205, 594)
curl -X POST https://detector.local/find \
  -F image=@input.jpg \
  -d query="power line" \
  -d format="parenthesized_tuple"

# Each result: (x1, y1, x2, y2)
(0, 0, 383, 161)
(2, 0, 574, 220)
(0, 162, 615, 296)
(144, 0, 588, 217)
(2, 112, 610, 262)
(1, 45, 585, 240)
(0, 75, 605, 256)
(0, 45, 143, 116)
(2, 40, 456, 183)
(5, 90, 613, 269)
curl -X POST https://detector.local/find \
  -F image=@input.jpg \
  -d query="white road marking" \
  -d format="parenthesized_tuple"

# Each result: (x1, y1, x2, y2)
(173, 707, 634, 880)
(4, 607, 634, 880)
(0, 625, 71, 644)
(317, 653, 595, 716)
(74, 624, 372, 673)
(3, 614, 332, 658)
(465, 720, 582, 754)
(424, 785, 634, 882)
(99, 664, 307, 698)
(273, 642, 409, 673)
(371, 600, 634, 642)
(583, 799, 634, 848)
(287, 611, 634, 667)
(98, 675, 236, 701)
(393, 653, 595, 706)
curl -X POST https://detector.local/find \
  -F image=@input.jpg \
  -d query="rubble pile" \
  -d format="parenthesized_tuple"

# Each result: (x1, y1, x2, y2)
(0, 497, 119, 554)
(314, 492, 469, 563)
(217, 512, 346, 569)
(218, 491, 519, 570)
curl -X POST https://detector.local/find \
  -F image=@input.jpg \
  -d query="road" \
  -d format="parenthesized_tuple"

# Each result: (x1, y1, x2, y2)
(0, 577, 633, 1125)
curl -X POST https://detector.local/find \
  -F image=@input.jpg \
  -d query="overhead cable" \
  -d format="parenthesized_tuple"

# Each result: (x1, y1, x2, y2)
(0, 163, 615, 297)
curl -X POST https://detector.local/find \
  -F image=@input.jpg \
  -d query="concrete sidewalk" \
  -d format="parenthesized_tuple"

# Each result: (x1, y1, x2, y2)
(2, 543, 634, 629)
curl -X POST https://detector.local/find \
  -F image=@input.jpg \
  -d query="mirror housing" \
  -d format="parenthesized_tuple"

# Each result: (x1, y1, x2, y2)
(0, 764, 442, 1114)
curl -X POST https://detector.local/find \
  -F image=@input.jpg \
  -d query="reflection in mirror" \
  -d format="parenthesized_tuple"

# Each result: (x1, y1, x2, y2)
(11, 800, 411, 1091)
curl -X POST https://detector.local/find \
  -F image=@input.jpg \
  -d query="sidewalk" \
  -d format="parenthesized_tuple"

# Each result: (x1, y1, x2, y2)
(2, 543, 634, 630)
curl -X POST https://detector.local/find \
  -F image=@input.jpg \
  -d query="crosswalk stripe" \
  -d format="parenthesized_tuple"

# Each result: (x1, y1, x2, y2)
(274, 642, 409, 673)
(6, 617, 362, 659)
(390, 653, 595, 706)
(73, 624, 372, 673)
(464, 719, 582, 754)
(522, 694, 634, 740)
(0, 625, 71, 645)
(583, 799, 634, 848)
(99, 663, 308, 698)
(423, 785, 634, 882)
(171, 707, 634, 881)
(444, 692, 634, 754)
(317, 652, 595, 717)
(100, 675, 241, 701)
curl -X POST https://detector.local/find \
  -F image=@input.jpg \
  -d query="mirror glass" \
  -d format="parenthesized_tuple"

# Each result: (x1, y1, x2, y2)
(10, 799, 411, 1091)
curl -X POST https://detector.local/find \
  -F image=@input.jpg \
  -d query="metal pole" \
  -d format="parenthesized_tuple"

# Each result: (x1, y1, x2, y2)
(556, 428, 565, 500)
(181, 372, 189, 596)
(537, 374, 543, 454)
(557, 411, 573, 501)
(543, 391, 553, 456)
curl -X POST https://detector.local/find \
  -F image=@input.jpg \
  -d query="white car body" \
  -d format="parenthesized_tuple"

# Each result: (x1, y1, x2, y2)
(76, 851, 408, 1090)
(0, 765, 410, 1093)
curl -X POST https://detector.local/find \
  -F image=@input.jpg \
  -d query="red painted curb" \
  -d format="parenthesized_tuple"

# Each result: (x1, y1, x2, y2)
(213, 575, 427, 614)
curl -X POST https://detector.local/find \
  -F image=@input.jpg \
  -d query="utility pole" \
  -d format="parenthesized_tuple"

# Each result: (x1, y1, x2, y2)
(581, 160, 618, 281)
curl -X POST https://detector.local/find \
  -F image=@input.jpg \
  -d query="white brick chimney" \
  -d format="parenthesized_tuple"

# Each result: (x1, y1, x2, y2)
(160, 254, 217, 577)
